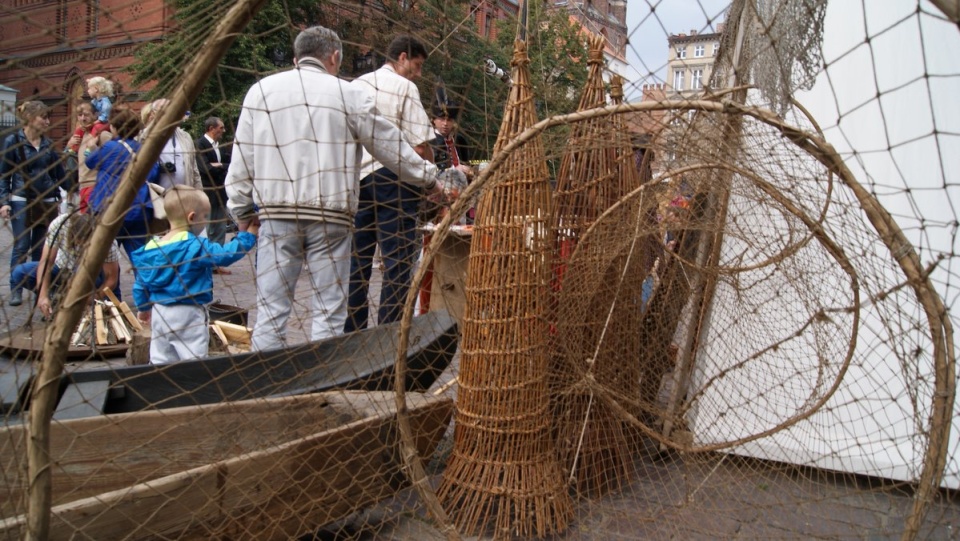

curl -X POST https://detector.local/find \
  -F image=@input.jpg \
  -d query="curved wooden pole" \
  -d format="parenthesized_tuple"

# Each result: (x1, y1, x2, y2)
(25, 1, 271, 538)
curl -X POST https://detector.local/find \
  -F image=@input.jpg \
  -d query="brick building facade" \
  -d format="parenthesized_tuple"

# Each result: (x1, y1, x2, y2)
(1, 0, 172, 140)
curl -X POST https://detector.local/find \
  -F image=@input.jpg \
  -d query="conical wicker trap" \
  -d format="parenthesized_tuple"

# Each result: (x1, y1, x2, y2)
(437, 39, 573, 539)
(549, 38, 655, 497)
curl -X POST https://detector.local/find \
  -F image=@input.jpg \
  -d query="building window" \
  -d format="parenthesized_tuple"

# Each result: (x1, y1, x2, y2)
(694, 44, 704, 58)
(673, 69, 684, 90)
(675, 47, 686, 59)
(714, 42, 720, 56)
(692, 69, 703, 90)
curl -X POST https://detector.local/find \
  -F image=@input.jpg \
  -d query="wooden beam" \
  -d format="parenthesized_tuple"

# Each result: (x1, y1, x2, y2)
(100, 288, 142, 332)
(94, 305, 107, 345)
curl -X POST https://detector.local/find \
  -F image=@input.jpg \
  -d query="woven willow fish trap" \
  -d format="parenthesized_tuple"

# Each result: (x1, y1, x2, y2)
(436, 39, 574, 539)
(549, 37, 649, 497)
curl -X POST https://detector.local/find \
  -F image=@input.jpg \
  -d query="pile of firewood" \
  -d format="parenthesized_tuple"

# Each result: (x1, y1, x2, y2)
(209, 320, 251, 354)
(70, 288, 143, 347)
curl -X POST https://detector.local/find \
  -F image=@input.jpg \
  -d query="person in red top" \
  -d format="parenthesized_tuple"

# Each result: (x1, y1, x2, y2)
(419, 101, 475, 314)
(429, 101, 473, 178)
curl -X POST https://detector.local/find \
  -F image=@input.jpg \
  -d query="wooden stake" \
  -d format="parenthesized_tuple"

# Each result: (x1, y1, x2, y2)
(126, 329, 151, 366)
(94, 305, 107, 345)
(100, 287, 143, 332)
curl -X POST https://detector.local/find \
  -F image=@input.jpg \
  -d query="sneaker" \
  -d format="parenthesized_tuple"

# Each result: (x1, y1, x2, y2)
(9, 289, 22, 307)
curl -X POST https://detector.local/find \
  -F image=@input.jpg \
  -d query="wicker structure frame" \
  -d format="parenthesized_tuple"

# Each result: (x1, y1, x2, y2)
(436, 39, 574, 539)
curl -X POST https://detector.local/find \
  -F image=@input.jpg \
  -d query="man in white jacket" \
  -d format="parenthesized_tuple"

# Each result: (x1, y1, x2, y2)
(344, 35, 437, 334)
(226, 25, 439, 351)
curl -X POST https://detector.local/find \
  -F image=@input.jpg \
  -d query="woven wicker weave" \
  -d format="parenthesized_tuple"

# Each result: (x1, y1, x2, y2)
(549, 39, 653, 496)
(437, 39, 573, 539)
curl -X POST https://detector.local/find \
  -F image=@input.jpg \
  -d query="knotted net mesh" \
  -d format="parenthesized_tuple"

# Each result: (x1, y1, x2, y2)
(0, 0, 957, 539)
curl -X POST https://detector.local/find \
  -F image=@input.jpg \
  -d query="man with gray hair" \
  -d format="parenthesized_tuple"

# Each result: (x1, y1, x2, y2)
(226, 25, 440, 351)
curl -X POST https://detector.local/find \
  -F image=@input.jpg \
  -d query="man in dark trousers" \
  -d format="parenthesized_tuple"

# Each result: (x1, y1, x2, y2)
(195, 117, 231, 260)
(345, 35, 436, 332)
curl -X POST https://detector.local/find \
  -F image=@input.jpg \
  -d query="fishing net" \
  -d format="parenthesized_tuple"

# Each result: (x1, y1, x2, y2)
(0, 0, 957, 540)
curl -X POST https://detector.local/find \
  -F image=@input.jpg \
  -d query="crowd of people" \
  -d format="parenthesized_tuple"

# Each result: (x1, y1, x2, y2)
(1, 26, 478, 364)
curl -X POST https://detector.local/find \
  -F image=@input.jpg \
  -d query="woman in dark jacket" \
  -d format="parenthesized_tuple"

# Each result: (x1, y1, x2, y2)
(0, 101, 68, 306)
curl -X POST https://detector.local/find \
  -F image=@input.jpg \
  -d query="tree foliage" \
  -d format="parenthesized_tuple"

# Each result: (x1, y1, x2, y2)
(496, 2, 589, 121)
(128, 0, 587, 162)
(494, 2, 590, 176)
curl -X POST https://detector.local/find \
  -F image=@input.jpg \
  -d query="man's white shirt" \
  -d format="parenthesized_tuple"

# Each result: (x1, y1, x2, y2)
(353, 64, 433, 180)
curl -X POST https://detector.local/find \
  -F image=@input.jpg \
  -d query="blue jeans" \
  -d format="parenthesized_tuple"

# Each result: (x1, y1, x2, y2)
(344, 168, 423, 332)
(9, 262, 120, 301)
(9, 200, 55, 290)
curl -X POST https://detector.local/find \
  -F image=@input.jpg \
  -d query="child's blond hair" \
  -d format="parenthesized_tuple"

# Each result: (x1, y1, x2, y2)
(163, 185, 208, 226)
(86, 76, 115, 97)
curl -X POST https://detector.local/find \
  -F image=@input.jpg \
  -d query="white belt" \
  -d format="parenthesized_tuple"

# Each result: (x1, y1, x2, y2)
(8, 195, 58, 203)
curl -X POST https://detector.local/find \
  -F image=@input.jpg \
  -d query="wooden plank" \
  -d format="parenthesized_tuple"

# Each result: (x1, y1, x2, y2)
(94, 304, 107, 345)
(100, 288, 143, 332)
(429, 233, 471, 326)
(210, 323, 229, 348)
(213, 320, 251, 346)
(70, 315, 90, 345)
(107, 307, 130, 343)
(0, 393, 337, 516)
(53, 381, 111, 421)
(0, 392, 452, 540)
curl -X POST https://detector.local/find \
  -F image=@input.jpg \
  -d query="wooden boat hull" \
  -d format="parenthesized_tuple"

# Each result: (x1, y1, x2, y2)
(0, 391, 453, 540)
(0, 310, 457, 420)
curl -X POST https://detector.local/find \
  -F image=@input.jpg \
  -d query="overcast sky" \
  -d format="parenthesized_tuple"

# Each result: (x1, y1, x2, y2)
(622, 0, 731, 97)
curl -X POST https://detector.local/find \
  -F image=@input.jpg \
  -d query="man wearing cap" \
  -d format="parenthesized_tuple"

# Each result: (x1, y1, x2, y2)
(345, 34, 437, 332)
(429, 101, 474, 178)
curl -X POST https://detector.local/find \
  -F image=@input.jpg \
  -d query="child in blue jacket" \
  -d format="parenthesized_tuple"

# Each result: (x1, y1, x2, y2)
(132, 185, 258, 364)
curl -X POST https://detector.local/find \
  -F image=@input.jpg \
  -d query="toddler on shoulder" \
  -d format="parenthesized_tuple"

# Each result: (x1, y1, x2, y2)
(72, 76, 115, 153)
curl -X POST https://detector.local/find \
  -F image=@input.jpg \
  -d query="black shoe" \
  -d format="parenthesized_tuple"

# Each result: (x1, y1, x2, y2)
(9, 290, 22, 307)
